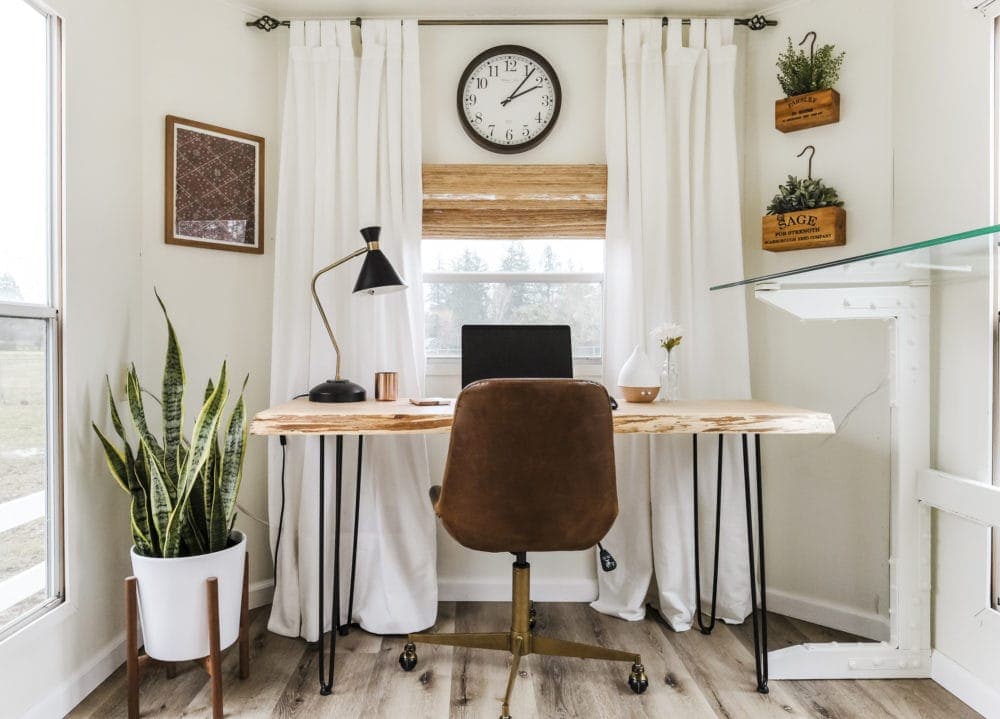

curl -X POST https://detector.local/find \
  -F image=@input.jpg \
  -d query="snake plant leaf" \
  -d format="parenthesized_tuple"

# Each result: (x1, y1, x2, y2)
(141, 438, 173, 552)
(156, 290, 185, 493)
(125, 365, 159, 455)
(193, 376, 220, 547)
(127, 450, 157, 556)
(219, 375, 249, 530)
(130, 493, 155, 556)
(208, 471, 227, 552)
(92, 423, 129, 494)
(105, 376, 126, 442)
(183, 503, 207, 555)
(163, 362, 228, 557)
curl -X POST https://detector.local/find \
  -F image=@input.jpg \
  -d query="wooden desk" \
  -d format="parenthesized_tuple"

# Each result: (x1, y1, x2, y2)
(252, 397, 833, 696)
(252, 398, 834, 436)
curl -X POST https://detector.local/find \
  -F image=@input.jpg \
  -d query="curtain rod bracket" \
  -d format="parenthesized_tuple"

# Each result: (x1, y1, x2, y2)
(245, 15, 288, 32)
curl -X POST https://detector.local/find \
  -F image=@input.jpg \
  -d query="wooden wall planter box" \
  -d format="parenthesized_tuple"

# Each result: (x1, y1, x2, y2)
(762, 206, 846, 252)
(775, 89, 840, 133)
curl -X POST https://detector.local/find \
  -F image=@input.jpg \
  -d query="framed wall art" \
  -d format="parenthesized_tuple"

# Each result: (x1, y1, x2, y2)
(165, 115, 265, 254)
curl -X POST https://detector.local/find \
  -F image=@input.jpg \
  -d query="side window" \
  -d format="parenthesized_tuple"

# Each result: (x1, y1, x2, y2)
(0, 0, 63, 639)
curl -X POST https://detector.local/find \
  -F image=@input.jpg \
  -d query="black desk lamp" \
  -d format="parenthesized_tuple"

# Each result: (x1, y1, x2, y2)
(309, 226, 406, 402)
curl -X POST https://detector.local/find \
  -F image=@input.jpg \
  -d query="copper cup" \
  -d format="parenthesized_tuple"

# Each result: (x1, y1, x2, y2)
(375, 371, 398, 401)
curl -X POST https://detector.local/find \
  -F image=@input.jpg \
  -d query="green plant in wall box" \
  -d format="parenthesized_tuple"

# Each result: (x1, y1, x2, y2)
(93, 291, 249, 558)
(766, 175, 844, 215)
(776, 37, 845, 97)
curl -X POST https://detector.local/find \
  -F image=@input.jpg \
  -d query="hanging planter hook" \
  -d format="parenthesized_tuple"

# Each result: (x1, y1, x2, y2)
(797, 145, 816, 179)
(799, 30, 818, 61)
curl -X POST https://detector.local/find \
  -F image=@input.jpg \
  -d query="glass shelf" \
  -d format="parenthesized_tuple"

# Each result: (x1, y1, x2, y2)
(711, 224, 1000, 291)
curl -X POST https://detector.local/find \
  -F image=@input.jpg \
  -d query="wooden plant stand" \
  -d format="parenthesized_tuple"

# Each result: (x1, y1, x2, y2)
(125, 554, 250, 719)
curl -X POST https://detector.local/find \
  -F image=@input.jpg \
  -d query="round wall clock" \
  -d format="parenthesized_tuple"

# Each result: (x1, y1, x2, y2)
(457, 45, 561, 154)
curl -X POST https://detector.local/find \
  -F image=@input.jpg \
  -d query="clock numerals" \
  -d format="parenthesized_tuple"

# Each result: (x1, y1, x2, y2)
(459, 47, 560, 152)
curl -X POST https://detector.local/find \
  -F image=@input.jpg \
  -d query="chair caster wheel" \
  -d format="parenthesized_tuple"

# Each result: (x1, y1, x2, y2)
(500, 714, 512, 719)
(628, 662, 649, 694)
(528, 604, 536, 630)
(399, 642, 418, 671)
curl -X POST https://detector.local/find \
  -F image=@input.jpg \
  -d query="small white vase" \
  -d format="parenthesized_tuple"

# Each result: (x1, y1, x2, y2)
(660, 350, 680, 401)
(130, 531, 246, 661)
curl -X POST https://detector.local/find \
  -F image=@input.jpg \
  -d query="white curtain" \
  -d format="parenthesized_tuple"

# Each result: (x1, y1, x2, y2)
(267, 19, 436, 640)
(594, 18, 753, 630)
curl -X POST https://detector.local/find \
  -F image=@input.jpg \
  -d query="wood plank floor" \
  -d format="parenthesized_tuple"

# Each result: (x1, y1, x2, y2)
(70, 603, 980, 719)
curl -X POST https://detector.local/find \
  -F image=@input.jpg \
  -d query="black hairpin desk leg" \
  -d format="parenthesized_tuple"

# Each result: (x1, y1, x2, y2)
(742, 433, 769, 694)
(693, 434, 724, 635)
(341, 436, 364, 636)
(317, 435, 364, 694)
(317, 435, 345, 695)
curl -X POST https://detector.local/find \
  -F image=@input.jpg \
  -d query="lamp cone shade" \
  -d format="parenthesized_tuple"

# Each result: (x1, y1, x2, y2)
(352, 226, 406, 294)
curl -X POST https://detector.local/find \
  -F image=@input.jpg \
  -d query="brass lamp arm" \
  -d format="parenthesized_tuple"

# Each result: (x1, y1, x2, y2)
(310, 246, 367, 381)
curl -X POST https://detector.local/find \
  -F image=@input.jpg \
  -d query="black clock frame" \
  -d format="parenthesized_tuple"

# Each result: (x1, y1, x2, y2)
(456, 44, 562, 154)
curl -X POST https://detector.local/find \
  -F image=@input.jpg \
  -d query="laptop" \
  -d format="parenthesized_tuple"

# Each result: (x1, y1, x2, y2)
(461, 325, 573, 388)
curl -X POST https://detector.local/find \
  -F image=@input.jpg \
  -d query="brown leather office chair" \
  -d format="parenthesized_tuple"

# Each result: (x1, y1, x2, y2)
(397, 379, 648, 719)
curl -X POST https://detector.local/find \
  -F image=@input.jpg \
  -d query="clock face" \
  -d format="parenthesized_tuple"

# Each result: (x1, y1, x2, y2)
(457, 45, 561, 154)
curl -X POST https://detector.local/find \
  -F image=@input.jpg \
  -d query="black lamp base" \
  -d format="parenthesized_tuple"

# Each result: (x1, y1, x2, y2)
(308, 379, 367, 403)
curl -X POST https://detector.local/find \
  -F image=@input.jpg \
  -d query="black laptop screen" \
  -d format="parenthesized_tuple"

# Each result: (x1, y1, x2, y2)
(461, 325, 573, 388)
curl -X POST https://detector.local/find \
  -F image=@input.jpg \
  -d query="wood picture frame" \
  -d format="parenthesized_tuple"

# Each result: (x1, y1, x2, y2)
(165, 115, 265, 254)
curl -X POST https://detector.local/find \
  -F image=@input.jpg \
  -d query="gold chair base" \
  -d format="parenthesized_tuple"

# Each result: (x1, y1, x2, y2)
(403, 559, 647, 718)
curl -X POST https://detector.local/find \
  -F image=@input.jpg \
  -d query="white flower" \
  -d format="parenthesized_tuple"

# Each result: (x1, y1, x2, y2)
(649, 322, 683, 342)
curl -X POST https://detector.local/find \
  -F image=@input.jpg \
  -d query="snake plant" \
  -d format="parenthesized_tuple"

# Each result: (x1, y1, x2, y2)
(93, 292, 248, 558)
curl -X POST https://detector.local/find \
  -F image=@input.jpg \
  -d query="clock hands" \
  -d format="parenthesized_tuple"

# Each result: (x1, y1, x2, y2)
(504, 85, 542, 103)
(500, 67, 535, 106)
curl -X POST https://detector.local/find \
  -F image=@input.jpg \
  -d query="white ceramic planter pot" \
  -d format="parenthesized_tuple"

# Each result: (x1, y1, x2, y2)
(130, 531, 246, 661)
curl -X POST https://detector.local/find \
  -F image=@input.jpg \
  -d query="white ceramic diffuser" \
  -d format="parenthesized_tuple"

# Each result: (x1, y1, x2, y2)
(617, 346, 660, 403)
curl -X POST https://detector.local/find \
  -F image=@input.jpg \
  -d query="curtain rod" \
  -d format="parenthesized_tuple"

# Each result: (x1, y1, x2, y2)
(246, 14, 776, 32)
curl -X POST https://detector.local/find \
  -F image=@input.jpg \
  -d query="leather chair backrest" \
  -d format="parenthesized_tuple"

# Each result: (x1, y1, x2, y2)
(436, 378, 618, 553)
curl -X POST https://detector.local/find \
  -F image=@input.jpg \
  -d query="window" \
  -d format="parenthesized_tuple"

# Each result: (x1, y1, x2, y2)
(0, 0, 62, 638)
(421, 164, 607, 365)
(423, 239, 604, 359)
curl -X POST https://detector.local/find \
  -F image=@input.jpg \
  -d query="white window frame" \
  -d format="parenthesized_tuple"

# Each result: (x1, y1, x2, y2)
(991, 15, 1000, 610)
(0, 0, 64, 642)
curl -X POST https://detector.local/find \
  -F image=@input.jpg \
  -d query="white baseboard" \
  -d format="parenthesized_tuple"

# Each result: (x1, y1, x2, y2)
(438, 577, 598, 602)
(764, 587, 890, 641)
(932, 650, 1000, 719)
(250, 578, 274, 609)
(25, 631, 126, 719)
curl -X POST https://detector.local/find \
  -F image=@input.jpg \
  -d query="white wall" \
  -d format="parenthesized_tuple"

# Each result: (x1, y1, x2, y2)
(3, 1, 143, 717)
(741, 0, 896, 638)
(138, 0, 282, 604)
(890, 0, 998, 703)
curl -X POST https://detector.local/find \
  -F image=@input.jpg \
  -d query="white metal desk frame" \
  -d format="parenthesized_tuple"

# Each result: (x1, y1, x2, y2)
(753, 270, 933, 680)
(253, 399, 833, 695)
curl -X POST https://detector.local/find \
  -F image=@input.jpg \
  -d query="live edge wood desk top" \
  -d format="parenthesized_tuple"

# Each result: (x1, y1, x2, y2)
(250, 398, 835, 436)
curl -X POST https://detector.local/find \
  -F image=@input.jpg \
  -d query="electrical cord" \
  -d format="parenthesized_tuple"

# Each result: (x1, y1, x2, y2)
(273, 434, 287, 590)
